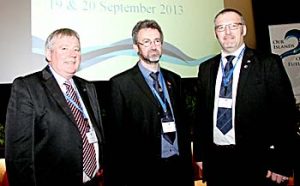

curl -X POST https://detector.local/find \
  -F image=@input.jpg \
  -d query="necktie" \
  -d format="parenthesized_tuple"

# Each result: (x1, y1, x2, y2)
(216, 55, 235, 134)
(64, 80, 97, 178)
(150, 72, 175, 143)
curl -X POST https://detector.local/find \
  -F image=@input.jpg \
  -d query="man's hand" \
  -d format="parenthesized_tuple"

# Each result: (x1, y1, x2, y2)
(266, 170, 289, 184)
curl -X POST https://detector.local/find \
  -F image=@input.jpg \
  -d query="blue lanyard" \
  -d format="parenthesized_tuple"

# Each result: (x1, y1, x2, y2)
(220, 47, 246, 87)
(64, 93, 87, 118)
(150, 73, 169, 113)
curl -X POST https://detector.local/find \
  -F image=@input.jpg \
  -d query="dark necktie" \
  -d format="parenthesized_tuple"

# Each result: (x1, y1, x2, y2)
(150, 72, 175, 143)
(64, 80, 97, 178)
(216, 55, 235, 134)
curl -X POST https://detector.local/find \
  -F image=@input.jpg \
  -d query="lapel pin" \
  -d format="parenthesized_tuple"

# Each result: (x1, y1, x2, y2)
(167, 81, 172, 88)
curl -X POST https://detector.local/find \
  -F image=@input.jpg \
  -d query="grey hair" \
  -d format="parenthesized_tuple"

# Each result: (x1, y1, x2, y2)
(45, 28, 80, 50)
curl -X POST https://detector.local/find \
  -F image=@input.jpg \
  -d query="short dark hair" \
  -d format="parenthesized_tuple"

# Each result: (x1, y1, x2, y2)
(214, 8, 245, 25)
(132, 19, 164, 45)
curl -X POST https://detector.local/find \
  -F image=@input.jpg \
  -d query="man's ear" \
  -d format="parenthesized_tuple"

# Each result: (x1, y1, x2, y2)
(45, 49, 51, 62)
(242, 25, 247, 36)
(133, 44, 139, 53)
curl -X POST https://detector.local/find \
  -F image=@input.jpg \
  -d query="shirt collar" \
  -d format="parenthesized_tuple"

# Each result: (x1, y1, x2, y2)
(48, 65, 74, 87)
(138, 61, 161, 80)
(221, 44, 245, 59)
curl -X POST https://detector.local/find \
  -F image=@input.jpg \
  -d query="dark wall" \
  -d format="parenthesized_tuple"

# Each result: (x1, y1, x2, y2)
(0, 84, 11, 124)
(252, 0, 300, 53)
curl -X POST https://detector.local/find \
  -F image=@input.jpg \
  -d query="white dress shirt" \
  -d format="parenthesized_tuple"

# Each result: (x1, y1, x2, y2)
(213, 44, 245, 145)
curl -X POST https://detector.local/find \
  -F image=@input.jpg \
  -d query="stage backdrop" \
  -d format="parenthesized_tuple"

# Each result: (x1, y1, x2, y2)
(268, 23, 300, 104)
(0, 0, 224, 83)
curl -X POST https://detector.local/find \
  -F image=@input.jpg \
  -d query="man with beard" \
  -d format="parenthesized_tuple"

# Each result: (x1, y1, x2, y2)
(193, 8, 297, 186)
(105, 19, 194, 186)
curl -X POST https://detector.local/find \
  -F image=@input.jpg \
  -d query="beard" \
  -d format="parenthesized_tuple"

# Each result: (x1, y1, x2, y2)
(139, 50, 161, 64)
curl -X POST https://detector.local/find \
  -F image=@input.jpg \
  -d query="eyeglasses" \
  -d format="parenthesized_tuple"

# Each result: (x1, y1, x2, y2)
(137, 39, 162, 47)
(215, 23, 243, 32)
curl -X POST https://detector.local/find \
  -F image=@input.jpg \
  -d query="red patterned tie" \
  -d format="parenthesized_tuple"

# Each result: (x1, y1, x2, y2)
(64, 80, 97, 178)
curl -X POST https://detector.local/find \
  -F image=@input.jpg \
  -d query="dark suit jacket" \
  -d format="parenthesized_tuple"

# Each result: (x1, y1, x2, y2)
(5, 66, 104, 186)
(193, 47, 297, 181)
(105, 64, 194, 186)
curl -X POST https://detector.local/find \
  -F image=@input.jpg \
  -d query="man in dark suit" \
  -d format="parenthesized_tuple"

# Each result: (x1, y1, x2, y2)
(5, 28, 104, 186)
(193, 8, 297, 186)
(105, 19, 194, 186)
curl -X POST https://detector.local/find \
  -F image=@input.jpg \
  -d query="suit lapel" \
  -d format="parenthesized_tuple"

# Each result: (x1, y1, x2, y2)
(74, 78, 103, 143)
(236, 48, 255, 95)
(161, 69, 176, 108)
(42, 67, 76, 124)
(42, 67, 104, 145)
(210, 49, 256, 98)
(210, 55, 221, 102)
(131, 65, 161, 106)
(73, 78, 97, 125)
(73, 78, 91, 113)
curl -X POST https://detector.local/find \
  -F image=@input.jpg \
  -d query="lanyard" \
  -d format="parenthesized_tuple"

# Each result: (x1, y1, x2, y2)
(150, 73, 169, 113)
(220, 47, 246, 87)
(64, 93, 87, 119)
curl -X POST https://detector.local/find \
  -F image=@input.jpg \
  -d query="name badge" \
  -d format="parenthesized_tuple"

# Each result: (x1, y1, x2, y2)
(86, 130, 98, 144)
(218, 98, 232, 109)
(162, 121, 176, 133)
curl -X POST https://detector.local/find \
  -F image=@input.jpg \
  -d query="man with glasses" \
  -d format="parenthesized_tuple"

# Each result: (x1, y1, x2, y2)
(105, 19, 194, 186)
(193, 8, 297, 186)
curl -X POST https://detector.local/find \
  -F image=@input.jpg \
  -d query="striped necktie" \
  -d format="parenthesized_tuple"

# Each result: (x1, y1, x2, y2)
(216, 55, 235, 134)
(64, 80, 97, 178)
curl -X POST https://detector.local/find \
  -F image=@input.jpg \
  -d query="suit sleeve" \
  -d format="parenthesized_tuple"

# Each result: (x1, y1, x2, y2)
(88, 82, 105, 144)
(5, 78, 36, 186)
(193, 63, 208, 163)
(104, 78, 126, 186)
(265, 54, 297, 175)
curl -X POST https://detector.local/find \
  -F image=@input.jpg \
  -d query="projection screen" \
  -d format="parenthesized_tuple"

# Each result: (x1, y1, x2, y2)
(0, 0, 223, 83)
